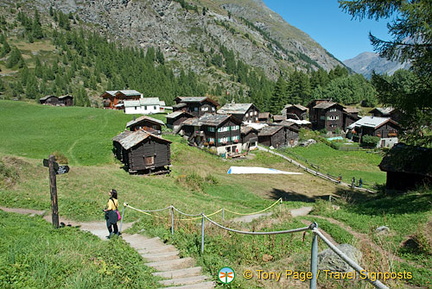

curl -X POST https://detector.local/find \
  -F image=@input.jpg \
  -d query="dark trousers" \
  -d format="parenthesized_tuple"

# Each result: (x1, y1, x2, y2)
(106, 220, 118, 235)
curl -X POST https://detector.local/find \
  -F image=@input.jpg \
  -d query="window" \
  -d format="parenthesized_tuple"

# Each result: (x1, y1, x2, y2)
(208, 127, 215, 132)
(144, 156, 154, 166)
(327, 115, 339, 120)
(232, 135, 239, 141)
(218, 137, 229, 143)
(217, 126, 230, 132)
(207, 137, 215, 143)
(154, 106, 157, 110)
(231, 125, 239, 131)
(330, 108, 336, 112)
(202, 107, 209, 111)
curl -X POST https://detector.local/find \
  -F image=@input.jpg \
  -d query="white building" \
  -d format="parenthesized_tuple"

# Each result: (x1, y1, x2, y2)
(124, 97, 165, 115)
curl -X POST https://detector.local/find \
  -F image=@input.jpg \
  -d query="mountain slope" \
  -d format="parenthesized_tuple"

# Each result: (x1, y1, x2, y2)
(343, 52, 410, 78)
(34, 0, 343, 80)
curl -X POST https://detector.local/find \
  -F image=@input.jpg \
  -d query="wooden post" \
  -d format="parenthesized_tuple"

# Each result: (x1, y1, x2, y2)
(48, 155, 60, 228)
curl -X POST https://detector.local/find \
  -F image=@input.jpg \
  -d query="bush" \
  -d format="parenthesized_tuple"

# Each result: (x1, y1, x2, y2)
(361, 135, 380, 148)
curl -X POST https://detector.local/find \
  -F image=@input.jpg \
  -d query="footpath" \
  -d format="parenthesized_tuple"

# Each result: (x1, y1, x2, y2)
(0, 207, 215, 289)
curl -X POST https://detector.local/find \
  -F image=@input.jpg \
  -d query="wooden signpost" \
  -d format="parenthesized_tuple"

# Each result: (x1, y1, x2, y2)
(43, 155, 70, 228)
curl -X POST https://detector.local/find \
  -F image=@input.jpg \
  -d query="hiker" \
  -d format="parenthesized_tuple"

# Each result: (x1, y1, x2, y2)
(351, 177, 356, 188)
(104, 189, 120, 239)
(358, 178, 363, 188)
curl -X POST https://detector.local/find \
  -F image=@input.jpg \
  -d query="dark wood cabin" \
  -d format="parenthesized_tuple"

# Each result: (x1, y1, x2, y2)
(112, 130, 171, 174)
(379, 143, 432, 191)
(217, 103, 260, 123)
(369, 107, 402, 123)
(165, 111, 194, 130)
(343, 108, 361, 131)
(258, 112, 271, 123)
(258, 125, 285, 148)
(126, 116, 165, 135)
(278, 120, 300, 147)
(347, 116, 401, 148)
(101, 90, 142, 110)
(308, 100, 345, 132)
(241, 126, 259, 151)
(283, 104, 308, 120)
(40, 95, 73, 106)
(173, 97, 219, 117)
(272, 115, 285, 123)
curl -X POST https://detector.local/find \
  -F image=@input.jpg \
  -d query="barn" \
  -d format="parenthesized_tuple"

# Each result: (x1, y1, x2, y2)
(112, 130, 171, 174)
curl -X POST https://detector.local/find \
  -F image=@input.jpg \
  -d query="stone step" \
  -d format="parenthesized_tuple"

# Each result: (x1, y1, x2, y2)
(159, 275, 209, 286)
(146, 257, 195, 271)
(164, 281, 215, 289)
(141, 250, 179, 262)
(137, 244, 177, 254)
(152, 266, 203, 279)
(123, 235, 166, 250)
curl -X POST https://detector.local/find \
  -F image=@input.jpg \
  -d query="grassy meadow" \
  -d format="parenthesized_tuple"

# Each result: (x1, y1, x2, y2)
(0, 100, 431, 289)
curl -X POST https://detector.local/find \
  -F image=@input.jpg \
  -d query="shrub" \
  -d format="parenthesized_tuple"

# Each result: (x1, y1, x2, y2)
(361, 135, 380, 148)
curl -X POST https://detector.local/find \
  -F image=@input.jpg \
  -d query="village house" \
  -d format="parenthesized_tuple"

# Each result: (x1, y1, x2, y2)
(379, 143, 432, 191)
(278, 120, 301, 147)
(112, 130, 171, 174)
(272, 115, 285, 123)
(344, 107, 361, 130)
(369, 107, 402, 123)
(258, 112, 271, 123)
(126, 116, 165, 135)
(241, 126, 259, 151)
(347, 116, 401, 148)
(123, 97, 165, 115)
(217, 102, 260, 123)
(307, 100, 345, 133)
(165, 111, 194, 131)
(179, 113, 242, 156)
(282, 104, 308, 120)
(101, 90, 142, 110)
(39, 95, 73, 106)
(258, 125, 285, 148)
(173, 96, 219, 117)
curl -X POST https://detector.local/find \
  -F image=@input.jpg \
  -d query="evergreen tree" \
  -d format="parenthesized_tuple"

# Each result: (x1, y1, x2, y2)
(6, 46, 24, 68)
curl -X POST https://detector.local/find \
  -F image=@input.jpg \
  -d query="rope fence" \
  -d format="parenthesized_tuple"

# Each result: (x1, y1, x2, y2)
(119, 200, 389, 289)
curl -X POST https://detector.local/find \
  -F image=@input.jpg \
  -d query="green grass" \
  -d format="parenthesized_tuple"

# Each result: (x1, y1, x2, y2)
(1, 101, 431, 288)
(0, 211, 161, 289)
(281, 142, 386, 189)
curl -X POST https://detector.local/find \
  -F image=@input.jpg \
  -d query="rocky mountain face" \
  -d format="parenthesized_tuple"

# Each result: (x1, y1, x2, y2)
(343, 52, 410, 78)
(32, 0, 343, 81)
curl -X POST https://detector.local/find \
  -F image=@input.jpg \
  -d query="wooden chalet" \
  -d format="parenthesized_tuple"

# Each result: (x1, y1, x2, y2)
(347, 116, 401, 148)
(343, 107, 361, 130)
(39, 95, 73, 106)
(101, 90, 142, 110)
(217, 102, 259, 123)
(272, 115, 285, 123)
(179, 113, 242, 156)
(258, 125, 285, 148)
(258, 112, 271, 123)
(165, 111, 194, 130)
(241, 126, 259, 151)
(126, 116, 165, 135)
(173, 97, 219, 117)
(379, 143, 432, 191)
(307, 100, 345, 133)
(369, 107, 402, 123)
(278, 120, 300, 147)
(112, 130, 171, 174)
(282, 104, 308, 120)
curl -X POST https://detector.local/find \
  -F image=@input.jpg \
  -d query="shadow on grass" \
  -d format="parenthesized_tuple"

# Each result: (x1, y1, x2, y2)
(269, 188, 333, 203)
(334, 187, 432, 215)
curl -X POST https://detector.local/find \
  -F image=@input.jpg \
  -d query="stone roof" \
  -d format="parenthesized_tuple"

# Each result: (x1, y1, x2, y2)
(113, 130, 170, 150)
(218, 103, 254, 114)
(126, 116, 165, 128)
(258, 125, 283, 136)
(124, 97, 163, 107)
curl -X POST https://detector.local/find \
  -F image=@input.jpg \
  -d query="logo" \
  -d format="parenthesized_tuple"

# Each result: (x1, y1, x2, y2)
(218, 267, 235, 284)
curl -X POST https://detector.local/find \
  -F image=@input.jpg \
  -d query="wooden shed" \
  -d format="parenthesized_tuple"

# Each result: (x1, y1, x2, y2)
(112, 130, 171, 174)
(165, 111, 194, 130)
(379, 143, 432, 191)
(258, 125, 285, 148)
(126, 116, 165, 135)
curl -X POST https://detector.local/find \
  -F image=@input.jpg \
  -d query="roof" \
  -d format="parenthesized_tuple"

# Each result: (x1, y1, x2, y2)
(175, 96, 219, 106)
(39, 95, 57, 101)
(113, 130, 171, 150)
(283, 104, 308, 111)
(198, 113, 232, 126)
(102, 90, 142, 97)
(126, 116, 165, 128)
(273, 115, 285, 121)
(166, 111, 193, 119)
(379, 143, 432, 177)
(241, 126, 258, 135)
(313, 101, 344, 110)
(258, 125, 283, 136)
(124, 97, 163, 107)
(347, 116, 399, 130)
(369, 107, 396, 116)
(258, 112, 271, 119)
(218, 103, 254, 114)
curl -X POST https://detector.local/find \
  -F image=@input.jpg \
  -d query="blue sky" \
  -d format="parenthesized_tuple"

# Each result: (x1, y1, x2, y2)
(262, 0, 392, 61)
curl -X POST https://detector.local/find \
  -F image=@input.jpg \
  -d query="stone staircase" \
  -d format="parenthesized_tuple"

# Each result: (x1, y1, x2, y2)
(122, 234, 215, 289)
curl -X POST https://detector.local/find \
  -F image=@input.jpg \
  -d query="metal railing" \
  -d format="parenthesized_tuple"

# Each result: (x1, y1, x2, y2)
(121, 201, 389, 289)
